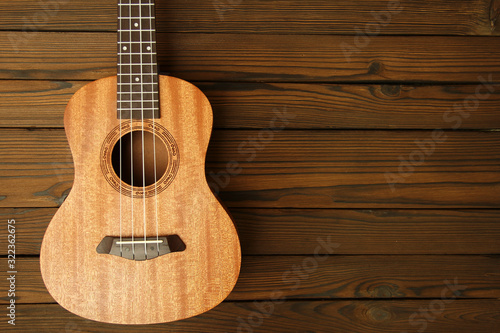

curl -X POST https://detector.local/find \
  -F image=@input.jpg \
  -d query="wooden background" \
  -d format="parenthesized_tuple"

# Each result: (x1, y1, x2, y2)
(1, 0, 500, 332)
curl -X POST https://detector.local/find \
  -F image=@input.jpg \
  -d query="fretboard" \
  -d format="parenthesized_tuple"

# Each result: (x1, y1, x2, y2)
(117, 0, 159, 119)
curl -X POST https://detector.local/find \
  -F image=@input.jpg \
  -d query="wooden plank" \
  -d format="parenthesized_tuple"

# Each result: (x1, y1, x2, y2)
(2, 256, 499, 304)
(0, 0, 115, 32)
(0, 129, 499, 208)
(198, 82, 500, 129)
(1, 300, 500, 333)
(0, 80, 85, 127)
(209, 130, 500, 208)
(232, 209, 500, 255)
(2, 32, 115, 80)
(2, 32, 500, 82)
(3, 81, 500, 129)
(0, 208, 52, 255)
(0, 129, 73, 207)
(1, 0, 499, 36)
(2, 208, 500, 255)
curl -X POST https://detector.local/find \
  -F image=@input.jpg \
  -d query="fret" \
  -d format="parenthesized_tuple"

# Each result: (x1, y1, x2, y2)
(117, 88, 158, 92)
(118, 52, 156, 57)
(118, 91, 158, 95)
(118, 102, 159, 105)
(117, 76, 158, 79)
(117, 88, 158, 93)
(118, 3, 155, 6)
(118, 56, 154, 61)
(118, 107, 159, 109)
(117, 80, 158, 83)
(118, 29, 156, 32)
(117, 91, 159, 94)
(118, 53, 155, 58)
(117, 64, 157, 66)
(118, 107, 158, 111)
(117, 23, 155, 30)
(117, 17, 156, 21)
(117, 80, 158, 84)
(118, 0, 155, 5)
(119, 105, 159, 112)
(118, 100, 159, 103)
(117, 75, 157, 80)
(119, 105, 159, 108)
(119, 111, 159, 120)
(120, 17, 156, 19)
(118, 102, 159, 107)
(117, 65, 158, 70)
(118, 50, 153, 56)
(117, 86, 158, 94)
(119, 101, 159, 105)
(117, 78, 158, 81)
(118, 41, 156, 44)
(117, 80, 157, 85)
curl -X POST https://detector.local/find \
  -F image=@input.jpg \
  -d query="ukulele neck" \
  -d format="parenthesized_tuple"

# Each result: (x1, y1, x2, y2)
(117, 0, 159, 120)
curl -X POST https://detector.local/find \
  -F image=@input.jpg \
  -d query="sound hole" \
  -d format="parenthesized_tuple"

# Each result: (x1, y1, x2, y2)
(111, 130, 168, 187)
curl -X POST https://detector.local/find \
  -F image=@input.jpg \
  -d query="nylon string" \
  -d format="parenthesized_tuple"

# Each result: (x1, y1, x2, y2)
(148, 0, 160, 255)
(118, 2, 124, 256)
(129, 0, 135, 259)
(140, 0, 148, 258)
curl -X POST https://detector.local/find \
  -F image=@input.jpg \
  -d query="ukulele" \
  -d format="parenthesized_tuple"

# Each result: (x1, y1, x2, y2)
(40, 0, 241, 325)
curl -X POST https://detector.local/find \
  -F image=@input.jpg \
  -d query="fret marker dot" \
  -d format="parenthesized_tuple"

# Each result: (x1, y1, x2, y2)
(147, 46, 151, 51)
(122, 46, 127, 51)
(134, 23, 139, 27)
(135, 77, 140, 82)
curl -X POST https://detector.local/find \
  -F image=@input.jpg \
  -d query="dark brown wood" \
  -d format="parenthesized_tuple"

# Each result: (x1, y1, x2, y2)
(1, 300, 499, 332)
(1, 129, 499, 208)
(1, 0, 499, 36)
(2, 256, 499, 304)
(0, 80, 86, 127)
(209, 130, 500, 208)
(2, 208, 500, 255)
(3, 81, 500, 129)
(232, 209, 500, 255)
(201, 82, 500, 129)
(2, 32, 500, 82)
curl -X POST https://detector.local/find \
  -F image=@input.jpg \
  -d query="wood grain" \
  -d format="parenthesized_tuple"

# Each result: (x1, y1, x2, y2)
(39, 76, 241, 324)
(1, 300, 499, 332)
(225, 209, 500, 255)
(0, 0, 499, 36)
(3, 255, 500, 304)
(1, 129, 498, 208)
(2, 32, 500, 82)
(0, 80, 86, 127)
(3, 81, 500, 129)
(1, 0, 500, 331)
(2, 208, 500, 255)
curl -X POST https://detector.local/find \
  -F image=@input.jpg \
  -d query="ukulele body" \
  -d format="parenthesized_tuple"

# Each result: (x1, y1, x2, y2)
(40, 75, 241, 324)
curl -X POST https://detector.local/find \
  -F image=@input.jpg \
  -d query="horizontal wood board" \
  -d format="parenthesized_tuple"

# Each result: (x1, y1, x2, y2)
(1, 129, 499, 208)
(2, 208, 500, 255)
(0, 301, 499, 332)
(2, 256, 500, 304)
(0, 0, 499, 36)
(2, 32, 500, 82)
(2, 81, 500, 129)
